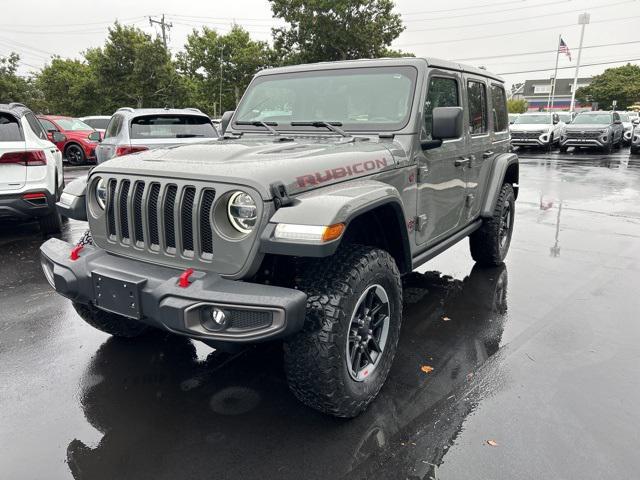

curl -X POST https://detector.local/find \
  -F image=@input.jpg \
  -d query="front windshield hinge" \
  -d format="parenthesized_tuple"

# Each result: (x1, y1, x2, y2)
(378, 133, 395, 140)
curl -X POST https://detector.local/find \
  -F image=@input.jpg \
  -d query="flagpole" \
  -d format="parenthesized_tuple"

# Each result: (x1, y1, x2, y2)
(570, 13, 590, 113)
(548, 35, 561, 111)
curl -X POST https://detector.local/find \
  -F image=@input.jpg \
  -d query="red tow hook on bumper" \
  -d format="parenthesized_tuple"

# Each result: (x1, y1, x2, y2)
(70, 244, 83, 261)
(178, 268, 195, 288)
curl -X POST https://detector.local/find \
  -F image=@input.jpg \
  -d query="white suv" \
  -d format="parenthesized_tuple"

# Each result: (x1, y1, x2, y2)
(509, 112, 566, 151)
(0, 103, 64, 233)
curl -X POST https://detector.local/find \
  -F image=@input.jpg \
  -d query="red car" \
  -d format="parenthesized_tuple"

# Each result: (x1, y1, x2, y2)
(37, 115, 101, 165)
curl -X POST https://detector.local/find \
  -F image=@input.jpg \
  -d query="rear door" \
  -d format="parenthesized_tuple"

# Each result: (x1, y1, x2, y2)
(463, 75, 495, 221)
(0, 113, 26, 191)
(129, 114, 218, 150)
(415, 71, 468, 246)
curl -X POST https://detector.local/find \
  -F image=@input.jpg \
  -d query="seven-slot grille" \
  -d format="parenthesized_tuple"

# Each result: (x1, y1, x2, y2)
(105, 178, 216, 259)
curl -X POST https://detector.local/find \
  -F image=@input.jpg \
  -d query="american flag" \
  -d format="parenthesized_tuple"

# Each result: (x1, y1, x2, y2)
(559, 37, 571, 61)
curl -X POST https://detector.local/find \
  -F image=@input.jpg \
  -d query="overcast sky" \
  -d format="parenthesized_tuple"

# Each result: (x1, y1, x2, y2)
(2, 0, 639, 87)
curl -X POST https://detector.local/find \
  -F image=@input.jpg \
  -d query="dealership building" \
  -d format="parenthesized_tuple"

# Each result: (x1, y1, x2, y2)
(513, 77, 593, 111)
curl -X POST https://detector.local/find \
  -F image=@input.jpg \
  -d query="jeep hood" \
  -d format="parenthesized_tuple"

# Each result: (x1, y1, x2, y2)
(91, 137, 398, 200)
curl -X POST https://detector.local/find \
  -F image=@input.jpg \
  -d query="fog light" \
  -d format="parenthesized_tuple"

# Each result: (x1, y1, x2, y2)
(200, 306, 228, 331)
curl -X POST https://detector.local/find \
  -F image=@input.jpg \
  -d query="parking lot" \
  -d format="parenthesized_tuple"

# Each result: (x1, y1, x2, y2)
(0, 147, 638, 479)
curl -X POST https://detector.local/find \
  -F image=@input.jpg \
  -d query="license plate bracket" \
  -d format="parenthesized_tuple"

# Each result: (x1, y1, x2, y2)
(92, 272, 145, 319)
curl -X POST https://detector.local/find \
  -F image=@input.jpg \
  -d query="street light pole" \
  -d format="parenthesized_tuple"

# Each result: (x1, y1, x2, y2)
(219, 46, 224, 117)
(570, 13, 590, 113)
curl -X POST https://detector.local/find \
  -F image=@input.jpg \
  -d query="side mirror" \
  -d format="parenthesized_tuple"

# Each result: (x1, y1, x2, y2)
(632, 118, 640, 125)
(52, 132, 66, 143)
(614, 119, 622, 125)
(552, 114, 559, 124)
(220, 110, 235, 134)
(421, 107, 464, 150)
(88, 131, 101, 142)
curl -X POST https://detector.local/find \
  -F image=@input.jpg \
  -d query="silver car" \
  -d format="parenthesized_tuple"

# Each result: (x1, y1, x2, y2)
(95, 107, 218, 164)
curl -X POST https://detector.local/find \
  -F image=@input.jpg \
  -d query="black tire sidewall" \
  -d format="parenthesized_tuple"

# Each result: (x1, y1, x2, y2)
(66, 144, 85, 165)
(498, 186, 516, 260)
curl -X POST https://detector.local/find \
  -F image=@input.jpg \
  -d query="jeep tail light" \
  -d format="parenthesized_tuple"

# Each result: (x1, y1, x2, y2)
(0, 150, 47, 166)
(115, 145, 148, 157)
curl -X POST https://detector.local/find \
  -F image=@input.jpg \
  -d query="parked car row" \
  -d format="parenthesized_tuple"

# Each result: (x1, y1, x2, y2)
(510, 110, 640, 154)
(0, 103, 220, 233)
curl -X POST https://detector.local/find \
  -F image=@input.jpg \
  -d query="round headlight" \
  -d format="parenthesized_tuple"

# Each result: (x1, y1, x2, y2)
(95, 178, 107, 210)
(227, 191, 257, 234)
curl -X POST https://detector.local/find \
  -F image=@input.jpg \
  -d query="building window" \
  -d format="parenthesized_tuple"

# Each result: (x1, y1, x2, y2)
(533, 85, 551, 94)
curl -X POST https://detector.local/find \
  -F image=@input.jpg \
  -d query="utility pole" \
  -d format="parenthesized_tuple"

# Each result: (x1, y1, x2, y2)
(570, 13, 590, 113)
(149, 14, 173, 51)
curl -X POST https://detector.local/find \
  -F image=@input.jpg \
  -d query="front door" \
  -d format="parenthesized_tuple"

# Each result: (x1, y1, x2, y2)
(416, 72, 468, 246)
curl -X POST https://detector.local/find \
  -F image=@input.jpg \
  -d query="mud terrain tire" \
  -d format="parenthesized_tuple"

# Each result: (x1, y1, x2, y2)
(284, 245, 402, 418)
(469, 183, 515, 266)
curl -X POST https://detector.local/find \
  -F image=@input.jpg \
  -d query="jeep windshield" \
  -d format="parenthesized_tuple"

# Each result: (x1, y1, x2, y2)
(573, 113, 613, 125)
(514, 115, 552, 125)
(233, 66, 418, 133)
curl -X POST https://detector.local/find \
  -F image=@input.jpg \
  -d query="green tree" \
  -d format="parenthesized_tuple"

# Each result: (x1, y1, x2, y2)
(89, 23, 189, 112)
(177, 25, 274, 116)
(576, 64, 640, 110)
(36, 57, 99, 115)
(0, 53, 32, 104)
(269, 0, 406, 64)
(507, 98, 528, 114)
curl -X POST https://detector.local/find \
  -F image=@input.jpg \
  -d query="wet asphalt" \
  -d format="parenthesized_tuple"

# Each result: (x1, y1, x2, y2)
(1, 149, 639, 480)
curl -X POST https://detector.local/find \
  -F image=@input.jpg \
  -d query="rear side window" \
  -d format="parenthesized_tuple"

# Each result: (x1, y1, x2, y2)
(424, 77, 460, 139)
(467, 80, 488, 135)
(0, 113, 23, 141)
(130, 115, 217, 139)
(25, 113, 47, 140)
(491, 84, 508, 132)
(104, 115, 123, 139)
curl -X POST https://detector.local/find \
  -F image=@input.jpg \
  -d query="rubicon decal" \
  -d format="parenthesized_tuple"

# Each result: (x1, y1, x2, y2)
(296, 158, 388, 187)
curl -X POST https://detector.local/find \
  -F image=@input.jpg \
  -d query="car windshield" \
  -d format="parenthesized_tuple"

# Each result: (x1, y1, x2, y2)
(558, 114, 572, 123)
(573, 113, 612, 124)
(618, 113, 630, 122)
(514, 114, 551, 125)
(84, 118, 110, 129)
(234, 66, 418, 132)
(130, 115, 217, 139)
(55, 118, 94, 131)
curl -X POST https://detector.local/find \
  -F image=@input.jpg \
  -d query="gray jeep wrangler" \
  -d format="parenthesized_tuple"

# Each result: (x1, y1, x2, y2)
(40, 58, 518, 417)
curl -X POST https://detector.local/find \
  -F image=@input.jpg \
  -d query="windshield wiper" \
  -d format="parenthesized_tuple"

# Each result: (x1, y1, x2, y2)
(290, 121, 350, 137)
(235, 120, 280, 136)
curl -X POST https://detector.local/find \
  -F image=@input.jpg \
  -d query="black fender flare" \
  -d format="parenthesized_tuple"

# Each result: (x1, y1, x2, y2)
(480, 152, 519, 218)
(56, 175, 88, 221)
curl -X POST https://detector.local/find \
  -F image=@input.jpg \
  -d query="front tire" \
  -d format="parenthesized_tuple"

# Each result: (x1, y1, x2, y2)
(469, 183, 515, 266)
(65, 144, 86, 166)
(73, 302, 150, 338)
(284, 245, 402, 418)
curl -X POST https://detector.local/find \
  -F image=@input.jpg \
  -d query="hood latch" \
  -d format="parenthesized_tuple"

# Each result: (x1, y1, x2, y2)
(270, 182, 294, 209)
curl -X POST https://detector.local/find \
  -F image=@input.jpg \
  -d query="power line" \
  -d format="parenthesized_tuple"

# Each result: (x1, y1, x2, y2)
(149, 14, 173, 50)
(407, 0, 636, 32)
(453, 40, 640, 62)
(399, 0, 576, 21)
(0, 16, 147, 29)
(497, 57, 640, 75)
(396, 14, 640, 47)
(401, 0, 531, 16)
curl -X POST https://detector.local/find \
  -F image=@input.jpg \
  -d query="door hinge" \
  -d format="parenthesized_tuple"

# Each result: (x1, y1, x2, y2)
(417, 165, 429, 183)
(415, 214, 428, 232)
(465, 194, 475, 207)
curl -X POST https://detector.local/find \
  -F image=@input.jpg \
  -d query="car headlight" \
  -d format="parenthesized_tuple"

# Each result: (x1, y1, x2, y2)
(95, 177, 107, 210)
(227, 191, 257, 233)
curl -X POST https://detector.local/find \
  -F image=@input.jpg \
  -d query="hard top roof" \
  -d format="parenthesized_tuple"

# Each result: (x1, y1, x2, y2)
(255, 57, 504, 83)
(115, 107, 206, 117)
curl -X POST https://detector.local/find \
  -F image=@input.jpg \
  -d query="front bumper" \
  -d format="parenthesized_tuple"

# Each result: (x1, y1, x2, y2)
(510, 132, 552, 147)
(560, 133, 608, 148)
(40, 238, 308, 343)
(0, 190, 55, 220)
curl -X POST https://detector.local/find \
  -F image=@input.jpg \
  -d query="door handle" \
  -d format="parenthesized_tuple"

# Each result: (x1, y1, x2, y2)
(454, 157, 470, 167)
(482, 150, 495, 159)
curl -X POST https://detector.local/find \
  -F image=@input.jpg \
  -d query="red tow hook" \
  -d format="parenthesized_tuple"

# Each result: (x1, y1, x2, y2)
(178, 268, 195, 288)
(70, 244, 84, 261)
